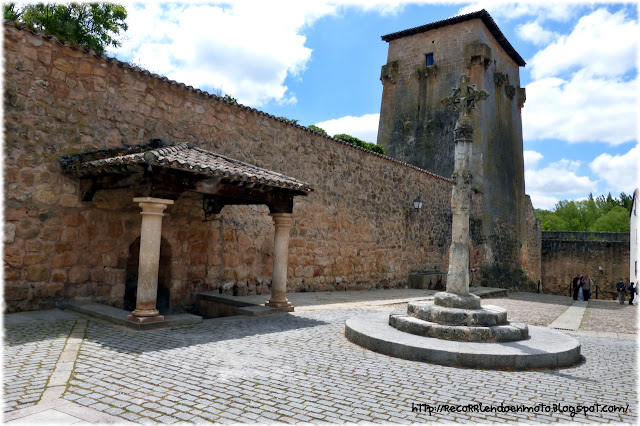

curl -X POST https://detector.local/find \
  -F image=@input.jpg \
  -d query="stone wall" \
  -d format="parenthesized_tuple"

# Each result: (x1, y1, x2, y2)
(522, 195, 541, 284)
(541, 232, 630, 300)
(377, 17, 528, 278)
(4, 23, 458, 313)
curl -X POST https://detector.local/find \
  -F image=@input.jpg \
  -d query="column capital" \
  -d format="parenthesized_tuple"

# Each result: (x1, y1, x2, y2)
(133, 197, 175, 205)
(134, 197, 174, 216)
(270, 212, 294, 227)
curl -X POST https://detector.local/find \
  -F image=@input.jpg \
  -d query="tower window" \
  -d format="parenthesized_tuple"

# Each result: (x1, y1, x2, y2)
(425, 53, 434, 67)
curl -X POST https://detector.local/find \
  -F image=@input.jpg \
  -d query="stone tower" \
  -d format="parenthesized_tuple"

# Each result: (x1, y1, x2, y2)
(377, 10, 529, 281)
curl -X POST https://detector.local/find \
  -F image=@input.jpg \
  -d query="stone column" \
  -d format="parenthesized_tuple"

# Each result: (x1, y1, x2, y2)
(438, 75, 488, 308)
(127, 197, 174, 323)
(266, 213, 294, 311)
(447, 114, 473, 296)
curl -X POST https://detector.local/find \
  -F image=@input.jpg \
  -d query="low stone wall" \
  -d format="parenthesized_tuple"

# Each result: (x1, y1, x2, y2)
(541, 232, 630, 300)
(4, 23, 458, 313)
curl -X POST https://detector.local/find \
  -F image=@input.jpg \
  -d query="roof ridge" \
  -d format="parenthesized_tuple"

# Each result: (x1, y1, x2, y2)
(380, 9, 525, 67)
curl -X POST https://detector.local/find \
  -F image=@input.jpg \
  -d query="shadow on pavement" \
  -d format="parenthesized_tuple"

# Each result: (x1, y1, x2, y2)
(80, 312, 331, 354)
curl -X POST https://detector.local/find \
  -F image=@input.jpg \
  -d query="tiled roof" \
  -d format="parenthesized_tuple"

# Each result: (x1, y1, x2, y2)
(60, 141, 313, 194)
(381, 9, 526, 67)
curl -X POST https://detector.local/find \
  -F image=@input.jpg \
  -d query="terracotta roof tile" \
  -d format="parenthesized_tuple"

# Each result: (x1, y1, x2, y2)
(61, 142, 313, 194)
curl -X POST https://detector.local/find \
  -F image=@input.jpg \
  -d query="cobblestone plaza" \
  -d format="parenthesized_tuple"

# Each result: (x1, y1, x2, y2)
(3, 292, 637, 424)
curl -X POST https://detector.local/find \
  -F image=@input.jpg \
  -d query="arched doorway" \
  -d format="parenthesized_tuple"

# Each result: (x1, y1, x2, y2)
(124, 236, 172, 314)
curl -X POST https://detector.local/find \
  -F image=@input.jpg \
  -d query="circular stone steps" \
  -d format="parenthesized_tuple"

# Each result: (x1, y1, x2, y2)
(345, 312, 582, 370)
(390, 313, 529, 342)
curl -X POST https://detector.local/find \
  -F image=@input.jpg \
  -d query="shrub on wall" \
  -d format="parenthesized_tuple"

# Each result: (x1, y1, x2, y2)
(333, 134, 385, 155)
(307, 125, 327, 135)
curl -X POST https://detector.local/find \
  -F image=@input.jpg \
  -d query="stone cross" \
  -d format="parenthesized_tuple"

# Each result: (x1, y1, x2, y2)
(442, 74, 489, 118)
(441, 74, 489, 299)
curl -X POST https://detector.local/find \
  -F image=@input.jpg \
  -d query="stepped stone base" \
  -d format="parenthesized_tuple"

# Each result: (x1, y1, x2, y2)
(434, 292, 481, 309)
(345, 313, 582, 370)
(408, 301, 507, 326)
(390, 313, 528, 342)
(393, 298, 529, 342)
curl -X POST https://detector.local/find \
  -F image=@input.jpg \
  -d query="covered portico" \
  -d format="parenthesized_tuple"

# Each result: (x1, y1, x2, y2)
(60, 139, 313, 324)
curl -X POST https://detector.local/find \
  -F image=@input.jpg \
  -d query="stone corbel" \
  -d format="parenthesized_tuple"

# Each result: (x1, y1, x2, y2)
(380, 61, 399, 84)
(493, 72, 507, 87)
(505, 85, 516, 99)
(517, 87, 526, 108)
(417, 65, 438, 79)
(466, 41, 492, 69)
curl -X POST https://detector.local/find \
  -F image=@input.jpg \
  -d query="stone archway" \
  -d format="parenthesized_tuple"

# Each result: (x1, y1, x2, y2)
(124, 236, 172, 314)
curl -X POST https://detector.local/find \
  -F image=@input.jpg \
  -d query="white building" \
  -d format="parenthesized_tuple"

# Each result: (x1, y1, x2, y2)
(631, 188, 639, 285)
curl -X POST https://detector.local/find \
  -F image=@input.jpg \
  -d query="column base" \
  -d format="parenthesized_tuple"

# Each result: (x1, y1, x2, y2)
(127, 314, 165, 324)
(265, 299, 294, 312)
(131, 308, 160, 317)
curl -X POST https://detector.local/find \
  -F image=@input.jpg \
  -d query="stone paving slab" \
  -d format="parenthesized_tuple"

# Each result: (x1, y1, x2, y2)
(66, 302, 202, 330)
(548, 300, 588, 331)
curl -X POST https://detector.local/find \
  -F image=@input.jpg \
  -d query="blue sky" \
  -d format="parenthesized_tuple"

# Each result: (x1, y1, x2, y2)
(112, 1, 639, 210)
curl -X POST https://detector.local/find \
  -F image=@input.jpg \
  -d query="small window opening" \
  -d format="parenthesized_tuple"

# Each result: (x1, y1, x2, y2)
(425, 53, 434, 67)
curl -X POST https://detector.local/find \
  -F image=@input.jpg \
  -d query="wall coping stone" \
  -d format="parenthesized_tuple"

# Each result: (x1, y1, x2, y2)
(542, 231, 629, 242)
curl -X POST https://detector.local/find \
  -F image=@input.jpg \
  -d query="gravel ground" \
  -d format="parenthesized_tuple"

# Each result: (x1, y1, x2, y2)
(482, 292, 574, 327)
(581, 299, 637, 334)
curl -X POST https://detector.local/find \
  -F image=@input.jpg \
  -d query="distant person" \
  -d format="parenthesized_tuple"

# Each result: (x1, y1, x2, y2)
(582, 275, 592, 302)
(572, 274, 582, 301)
(616, 278, 626, 305)
(628, 282, 636, 305)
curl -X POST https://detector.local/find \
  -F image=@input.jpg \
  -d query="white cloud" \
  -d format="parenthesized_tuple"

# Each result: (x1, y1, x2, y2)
(112, 1, 335, 106)
(525, 159, 599, 209)
(458, 2, 577, 22)
(314, 113, 380, 143)
(589, 145, 640, 194)
(528, 194, 561, 211)
(110, 1, 418, 107)
(522, 8, 638, 146)
(529, 8, 638, 79)
(523, 71, 638, 145)
(523, 150, 543, 169)
(516, 21, 557, 45)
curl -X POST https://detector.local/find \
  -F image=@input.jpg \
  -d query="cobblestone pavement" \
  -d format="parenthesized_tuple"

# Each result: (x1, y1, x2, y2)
(3, 319, 76, 412)
(3, 292, 637, 424)
(581, 299, 637, 334)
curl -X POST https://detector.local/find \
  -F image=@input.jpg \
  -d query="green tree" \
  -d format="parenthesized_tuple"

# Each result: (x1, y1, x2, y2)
(591, 206, 630, 232)
(536, 193, 631, 232)
(4, 2, 128, 54)
(333, 133, 385, 155)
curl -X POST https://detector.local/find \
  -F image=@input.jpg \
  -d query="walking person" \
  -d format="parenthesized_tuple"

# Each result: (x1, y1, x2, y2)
(572, 274, 581, 300)
(582, 275, 592, 302)
(616, 278, 626, 305)
(628, 282, 636, 305)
